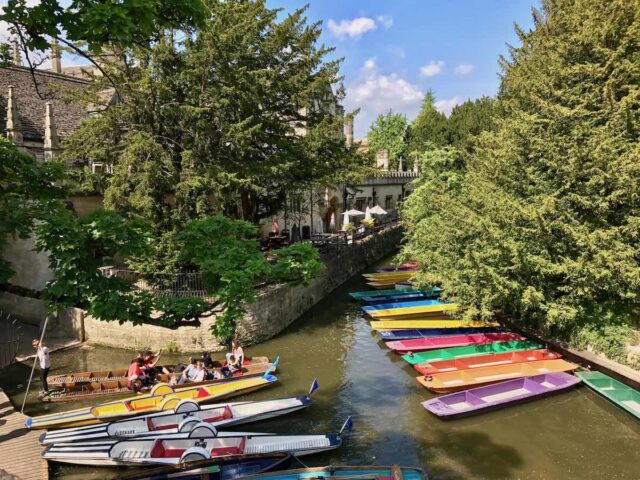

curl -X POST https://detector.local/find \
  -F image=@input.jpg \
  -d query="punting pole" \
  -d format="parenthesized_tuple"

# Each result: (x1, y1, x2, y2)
(20, 314, 49, 414)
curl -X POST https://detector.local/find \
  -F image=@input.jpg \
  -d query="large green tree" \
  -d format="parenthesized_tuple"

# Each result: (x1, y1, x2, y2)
(446, 96, 497, 152)
(406, 91, 448, 155)
(401, 0, 640, 363)
(367, 111, 408, 169)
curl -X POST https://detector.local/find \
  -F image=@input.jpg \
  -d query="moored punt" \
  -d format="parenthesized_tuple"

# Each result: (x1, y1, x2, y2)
(118, 453, 294, 480)
(243, 465, 427, 480)
(367, 281, 412, 290)
(360, 291, 440, 303)
(349, 288, 423, 300)
(40, 394, 313, 445)
(576, 371, 640, 420)
(414, 349, 561, 375)
(42, 430, 343, 466)
(422, 372, 582, 419)
(27, 374, 278, 430)
(416, 359, 578, 393)
(361, 299, 444, 313)
(403, 340, 543, 365)
(367, 303, 459, 319)
(385, 332, 525, 354)
(371, 320, 499, 331)
(377, 327, 505, 341)
(363, 271, 414, 281)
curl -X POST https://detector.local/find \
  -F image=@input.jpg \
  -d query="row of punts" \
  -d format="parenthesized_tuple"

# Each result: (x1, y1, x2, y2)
(351, 271, 640, 421)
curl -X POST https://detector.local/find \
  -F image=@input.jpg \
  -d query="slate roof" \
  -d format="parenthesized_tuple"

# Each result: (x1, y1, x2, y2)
(0, 65, 91, 141)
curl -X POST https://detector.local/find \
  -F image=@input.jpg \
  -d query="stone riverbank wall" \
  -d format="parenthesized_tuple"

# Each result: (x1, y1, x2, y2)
(0, 225, 403, 352)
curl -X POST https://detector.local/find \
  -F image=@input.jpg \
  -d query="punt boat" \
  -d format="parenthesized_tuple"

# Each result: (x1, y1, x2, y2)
(422, 372, 581, 419)
(27, 374, 278, 430)
(377, 327, 505, 341)
(360, 292, 439, 304)
(242, 465, 427, 480)
(349, 288, 423, 300)
(42, 429, 343, 466)
(363, 272, 414, 281)
(576, 371, 640, 420)
(118, 453, 294, 480)
(367, 304, 459, 319)
(40, 392, 314, 445)
(414, 349, 561, 375)
(119, 454, 293, 480)
(371, 320, 499, 331)
(384, 332, 525, 354)
(416, 359, 578, 393)
(403, 340, 543, 365)
(361, 299, 443, 313)
(48, 357, 269, 387)
(44, 358, 272, 403)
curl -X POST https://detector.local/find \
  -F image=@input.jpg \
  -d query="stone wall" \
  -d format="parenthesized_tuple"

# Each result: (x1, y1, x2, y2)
(2, 226, 403, 352)
(0, 291, 46, 327)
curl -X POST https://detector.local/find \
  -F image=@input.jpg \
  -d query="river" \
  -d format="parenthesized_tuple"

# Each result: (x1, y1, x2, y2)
(1, 260, 639, 479)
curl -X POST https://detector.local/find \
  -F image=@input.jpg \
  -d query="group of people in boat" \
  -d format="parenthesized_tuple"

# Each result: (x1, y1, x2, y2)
(126, 339, 245, 392)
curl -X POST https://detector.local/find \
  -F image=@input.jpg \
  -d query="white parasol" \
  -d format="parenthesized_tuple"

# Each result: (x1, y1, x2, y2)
(364, 206, 372, 220)
(369, 205, 387, 215)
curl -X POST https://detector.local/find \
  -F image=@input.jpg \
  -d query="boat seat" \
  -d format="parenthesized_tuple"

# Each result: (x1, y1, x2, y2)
(204, 405, 233, 422)
(147, 417, 174, 431)
(210, 446, 242, 456)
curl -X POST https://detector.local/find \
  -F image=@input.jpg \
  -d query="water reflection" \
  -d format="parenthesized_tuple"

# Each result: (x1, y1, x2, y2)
(1, 260, 639, 479)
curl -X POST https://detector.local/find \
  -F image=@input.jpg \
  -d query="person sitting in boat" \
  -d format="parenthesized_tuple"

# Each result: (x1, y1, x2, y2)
(226, 339, 244, 366)
(209, 368, 225, 380)
(190, 361, 207, 383)
(176, 358, 198, 385)
(142, 350, 161, 382)
(201, 351, 214, 369)
(127, 358, 148, 391)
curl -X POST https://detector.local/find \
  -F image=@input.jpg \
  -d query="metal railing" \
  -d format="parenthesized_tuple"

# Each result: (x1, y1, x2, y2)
(0, 311, 23, 369)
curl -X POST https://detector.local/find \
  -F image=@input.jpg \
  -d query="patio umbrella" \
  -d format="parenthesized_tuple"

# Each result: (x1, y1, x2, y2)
(364, 206, 372, 220)
(271, 217, 279, 234)
(329, 213, 336, 231)
(369, 205, 387, 215)
(344, 209, 365, 216)
(342, 210, 350, 227)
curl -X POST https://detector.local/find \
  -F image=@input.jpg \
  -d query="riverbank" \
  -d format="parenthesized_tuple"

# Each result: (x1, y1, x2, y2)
(0, 226, 403, 353)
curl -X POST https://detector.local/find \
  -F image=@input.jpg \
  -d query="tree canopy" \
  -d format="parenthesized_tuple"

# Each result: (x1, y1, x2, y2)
(366, 111, 408, 169)
(400, 0, 640, 363)
(406, 91, 448, 154)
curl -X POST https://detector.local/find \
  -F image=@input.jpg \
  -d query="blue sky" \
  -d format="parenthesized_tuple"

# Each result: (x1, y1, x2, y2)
(269, 0, 539, 138)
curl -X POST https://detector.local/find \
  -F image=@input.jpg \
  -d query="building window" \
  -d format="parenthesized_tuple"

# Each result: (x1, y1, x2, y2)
(355, 197, 366, 211)
(385, 195, 393, 210)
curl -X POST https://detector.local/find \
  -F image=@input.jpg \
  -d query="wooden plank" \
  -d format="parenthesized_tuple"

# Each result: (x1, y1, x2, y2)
(0, 387, 48, 480)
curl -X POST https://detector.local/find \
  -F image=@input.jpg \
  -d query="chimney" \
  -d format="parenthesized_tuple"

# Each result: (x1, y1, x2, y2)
(43, 102, 60, 160)
(376, 149, 389, 171)
(6, 86, 24, 146)
(413, 158, 420, 174)
(343, 115, 354, 148)
(11, 39, 21, 66)
(398, 157, 404, 172)
(51, 39, 62, 74)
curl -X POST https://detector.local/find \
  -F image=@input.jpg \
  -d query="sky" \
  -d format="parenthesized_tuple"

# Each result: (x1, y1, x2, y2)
(1, 0, 539, 139)
(269, 0, 539, 138)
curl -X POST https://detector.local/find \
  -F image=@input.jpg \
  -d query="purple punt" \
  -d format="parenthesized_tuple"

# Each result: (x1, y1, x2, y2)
(422, 372, 581, 419)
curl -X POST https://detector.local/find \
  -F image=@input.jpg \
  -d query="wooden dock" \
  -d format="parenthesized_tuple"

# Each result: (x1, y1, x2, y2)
(0, 388, 48, 480)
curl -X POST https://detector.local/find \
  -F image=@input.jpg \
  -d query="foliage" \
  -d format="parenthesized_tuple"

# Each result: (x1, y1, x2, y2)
(362, 218, 374, 229)
(270, 243, 322, 284)
(406, 91, 448, 155)
(0, 137, 65, 284)
(367, 111, 408, 169)
(573, 323, 634, 365)
(446, 96, 497, 152)
(0, 42, 11, 66)
(344, 222, 355, 234)
(65, 167, 109, 195)
(163, 340, 180, 353)
(400, 0, 640, 363)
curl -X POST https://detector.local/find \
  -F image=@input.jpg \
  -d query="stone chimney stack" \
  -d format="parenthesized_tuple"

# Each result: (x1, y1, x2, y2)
(43, 102, 60, 160)
(413, 158, 420, 174)
(376, 149, 389, 171)
(51, 39, 62, 74)
(343, 115, 354, 148)
(11, 39, 21, 66)
(398, 157, 404, 172)
(6, 86, 24, 146)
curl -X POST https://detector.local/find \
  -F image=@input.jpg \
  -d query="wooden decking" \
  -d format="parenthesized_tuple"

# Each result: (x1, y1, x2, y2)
(0, 388, 48, 480)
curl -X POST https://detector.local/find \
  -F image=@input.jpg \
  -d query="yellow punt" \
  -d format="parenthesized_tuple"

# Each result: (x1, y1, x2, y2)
(26, 375, 277, 430)
(367, 282, 411, 290)
(371, 320, 498, 331)
(368, 303, 459, 318)
(363, 272, 413, 281)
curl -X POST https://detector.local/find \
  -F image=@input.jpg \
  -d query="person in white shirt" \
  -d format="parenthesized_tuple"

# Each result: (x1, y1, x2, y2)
(189, 362, 207, 383)
(32, 339, 51, 395)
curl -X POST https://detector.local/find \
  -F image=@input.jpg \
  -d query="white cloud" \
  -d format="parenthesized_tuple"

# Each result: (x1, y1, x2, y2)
(420, 60, 444, 78)
(434, 96, 464, 116)
(344, 59, 424, 138)
(377, 15, 393, 29)
(328, 17, 376, 39)
(454, 63, 475, 75)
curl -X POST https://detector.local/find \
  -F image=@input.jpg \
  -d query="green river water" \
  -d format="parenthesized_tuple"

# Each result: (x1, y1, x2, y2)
(1, 260, 639, 479)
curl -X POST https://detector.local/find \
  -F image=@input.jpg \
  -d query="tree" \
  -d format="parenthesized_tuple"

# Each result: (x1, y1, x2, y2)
(400, 0, 640, 363)
(446, 96, 497, 151)
(367, 111, 408, 169)
(406, 91, 448, 155)
(0, 137, 64, 284)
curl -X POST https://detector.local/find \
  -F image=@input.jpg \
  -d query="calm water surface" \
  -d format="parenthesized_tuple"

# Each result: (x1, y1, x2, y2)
(1, 261, 639, 479)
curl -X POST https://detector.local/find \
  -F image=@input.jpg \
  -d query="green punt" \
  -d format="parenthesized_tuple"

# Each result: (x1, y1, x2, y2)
(576, 371, 640, 420)
(401, 340, 543, 365)
(349, 288, 422, 300)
